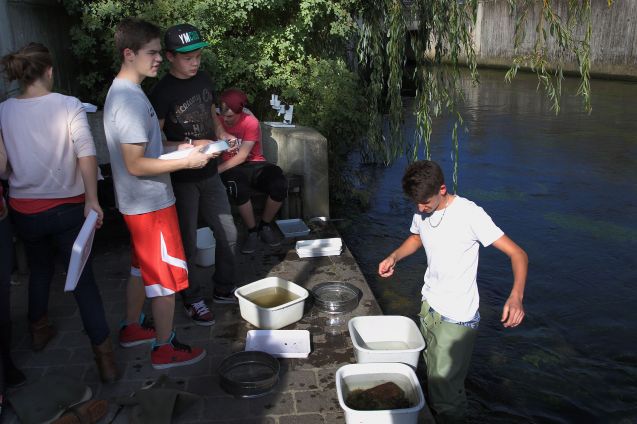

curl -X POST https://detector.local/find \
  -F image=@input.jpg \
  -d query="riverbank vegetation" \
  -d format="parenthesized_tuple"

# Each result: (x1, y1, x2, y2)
(62, 0, 607, 205)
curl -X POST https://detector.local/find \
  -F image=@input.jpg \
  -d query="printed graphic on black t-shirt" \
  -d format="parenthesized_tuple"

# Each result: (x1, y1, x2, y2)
(168, 87, 215, 140)
(150, 71, 219, 182)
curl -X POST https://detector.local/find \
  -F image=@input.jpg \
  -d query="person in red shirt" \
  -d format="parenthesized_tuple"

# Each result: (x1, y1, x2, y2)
(217, 88, 288, 254)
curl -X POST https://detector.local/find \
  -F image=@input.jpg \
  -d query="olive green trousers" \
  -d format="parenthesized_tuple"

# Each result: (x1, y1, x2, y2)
(419, 300, 478, 424)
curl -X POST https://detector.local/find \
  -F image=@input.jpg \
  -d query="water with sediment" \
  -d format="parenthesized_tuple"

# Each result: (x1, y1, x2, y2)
(244, 287, 299, 308)
(339, 69, 637, 423)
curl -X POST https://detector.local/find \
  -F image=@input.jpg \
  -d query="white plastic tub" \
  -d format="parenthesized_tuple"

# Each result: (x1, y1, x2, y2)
(235, 277, 309, 329)
(195, 227, 215, 267)
(348, 316, 426, 369)
(336, 362, 425, 424)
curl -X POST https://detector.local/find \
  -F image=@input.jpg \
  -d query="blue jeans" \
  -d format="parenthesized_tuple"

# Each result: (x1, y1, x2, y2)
(11, 203, 109, 345)
(172, 173, 239, 304)
(0, 214, 11, 403)
(0, 216, 12, 327)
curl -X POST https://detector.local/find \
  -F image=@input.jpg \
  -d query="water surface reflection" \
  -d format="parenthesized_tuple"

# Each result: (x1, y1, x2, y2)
(339, 70, 637, 423)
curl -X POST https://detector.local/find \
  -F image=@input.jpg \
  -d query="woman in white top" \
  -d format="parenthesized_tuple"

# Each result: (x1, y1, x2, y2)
(0, 43, 117, 383)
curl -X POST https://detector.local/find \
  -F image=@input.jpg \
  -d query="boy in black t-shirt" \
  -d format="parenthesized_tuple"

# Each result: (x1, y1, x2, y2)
(149, 24, 239, 326)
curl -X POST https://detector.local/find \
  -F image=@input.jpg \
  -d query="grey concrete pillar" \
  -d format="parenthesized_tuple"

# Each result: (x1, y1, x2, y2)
(261, 125, 330, 220)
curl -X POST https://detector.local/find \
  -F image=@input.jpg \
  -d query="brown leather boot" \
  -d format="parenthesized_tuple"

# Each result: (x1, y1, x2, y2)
(92, 338, 119, 383)
(29, 315, 57, 351)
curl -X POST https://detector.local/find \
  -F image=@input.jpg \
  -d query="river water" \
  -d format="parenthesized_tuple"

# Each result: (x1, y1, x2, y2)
(337, 69, 637, 423)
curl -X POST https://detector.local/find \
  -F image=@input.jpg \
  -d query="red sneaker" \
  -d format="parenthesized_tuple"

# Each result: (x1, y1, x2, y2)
(119, 320, 156, 348)
(151, 335, 206, 370)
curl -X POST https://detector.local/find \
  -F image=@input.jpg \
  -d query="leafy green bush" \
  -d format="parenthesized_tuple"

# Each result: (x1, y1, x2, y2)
(62, 0, 367, 205)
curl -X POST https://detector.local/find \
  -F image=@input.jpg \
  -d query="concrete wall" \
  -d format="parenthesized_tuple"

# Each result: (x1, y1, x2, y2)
(0, 0, 76, 99)
(472, 0, 637, 79)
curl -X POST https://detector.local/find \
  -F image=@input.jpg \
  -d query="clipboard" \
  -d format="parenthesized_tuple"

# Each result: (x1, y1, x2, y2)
(64, 210, 98, 292)
(158, 140, 231, 160)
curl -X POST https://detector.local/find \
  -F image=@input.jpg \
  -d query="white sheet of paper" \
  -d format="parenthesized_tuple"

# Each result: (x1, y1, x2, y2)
(158, 141, 231, 160)
(64, 210, 98, 292)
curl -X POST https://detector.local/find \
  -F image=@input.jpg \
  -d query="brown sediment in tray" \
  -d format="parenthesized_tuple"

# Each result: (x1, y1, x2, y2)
(345, 382, 413, 410)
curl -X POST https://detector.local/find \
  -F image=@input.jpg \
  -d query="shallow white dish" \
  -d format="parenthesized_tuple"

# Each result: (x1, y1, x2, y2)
(245, 330, 311, 358)
(297, 248, 343, 258)
(276, 219, 310, 238)
(295, 238, 342, 249)
(263, 121, 295, 128)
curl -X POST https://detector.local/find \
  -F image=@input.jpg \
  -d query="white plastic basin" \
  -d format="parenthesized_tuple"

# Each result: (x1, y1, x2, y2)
(336, 362, 425, 424)
(235, 277, 309, 329)
(348, 316, 426, 369)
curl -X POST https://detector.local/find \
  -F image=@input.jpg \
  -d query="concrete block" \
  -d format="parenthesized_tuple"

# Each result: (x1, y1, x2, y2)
(261, 124, 330, 219)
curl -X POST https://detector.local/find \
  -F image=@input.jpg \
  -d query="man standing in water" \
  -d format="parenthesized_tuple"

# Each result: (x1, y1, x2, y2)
(104, 18, 213, 369)
(378, 160, 528, 423)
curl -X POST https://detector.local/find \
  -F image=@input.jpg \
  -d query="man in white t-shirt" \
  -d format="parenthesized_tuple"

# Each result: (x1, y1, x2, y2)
(378, 160, 528, 423)
(104, 18, 216, 369)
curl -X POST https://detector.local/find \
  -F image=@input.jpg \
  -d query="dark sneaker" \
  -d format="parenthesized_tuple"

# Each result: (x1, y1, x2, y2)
(260, 225, 281, 247)
(241, 231, 259, 254)
(213, 286, 238, 304)
(185, 300, 216, 326)
(151, 334, 206, 370)
(119, 315, 156, 348)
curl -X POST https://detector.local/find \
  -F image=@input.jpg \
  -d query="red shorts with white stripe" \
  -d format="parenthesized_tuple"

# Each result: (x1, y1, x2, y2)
(123, 205, 189, 298)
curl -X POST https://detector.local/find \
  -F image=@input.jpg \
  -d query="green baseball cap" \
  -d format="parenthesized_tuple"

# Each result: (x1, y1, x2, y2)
(164, 23, 208, 52)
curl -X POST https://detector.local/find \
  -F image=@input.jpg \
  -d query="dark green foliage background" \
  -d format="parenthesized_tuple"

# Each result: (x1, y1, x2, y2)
(62, 0, 368, 186)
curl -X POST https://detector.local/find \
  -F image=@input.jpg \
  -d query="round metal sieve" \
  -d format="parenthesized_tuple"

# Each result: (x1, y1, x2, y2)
(218, 351, 280, 398)
(311, 282, 361, 314)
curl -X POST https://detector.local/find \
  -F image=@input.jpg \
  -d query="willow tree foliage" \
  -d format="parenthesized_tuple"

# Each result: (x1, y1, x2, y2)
(358, 0, 612, 190)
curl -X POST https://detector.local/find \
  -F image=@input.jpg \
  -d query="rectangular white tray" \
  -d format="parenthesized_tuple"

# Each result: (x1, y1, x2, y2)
(276, 219, 310, 238)
(296, 248, 343, 258)
(245, 330, 311, 358)
(263, 122, 296, 128)
(295, 238, 342, 250)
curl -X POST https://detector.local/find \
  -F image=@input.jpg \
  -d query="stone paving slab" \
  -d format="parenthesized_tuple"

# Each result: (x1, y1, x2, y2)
(3, 215, 433, 423)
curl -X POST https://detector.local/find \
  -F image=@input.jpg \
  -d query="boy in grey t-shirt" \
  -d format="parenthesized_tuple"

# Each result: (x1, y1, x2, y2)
(104, 18, 215, 369)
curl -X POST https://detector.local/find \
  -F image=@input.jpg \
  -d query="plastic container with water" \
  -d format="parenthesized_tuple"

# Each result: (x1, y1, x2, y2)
(235, 277, 309, 329)
(195, 227, 215, 267)
(348, 316, 426, 369)
(336, 362, 425, 424)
